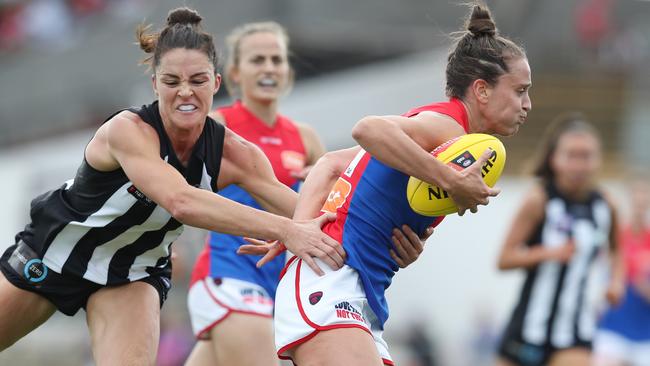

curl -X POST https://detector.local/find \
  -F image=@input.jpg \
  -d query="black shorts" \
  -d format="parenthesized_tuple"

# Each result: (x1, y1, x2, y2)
(0, 241, 171, 316)
(498, 331, 591, 366)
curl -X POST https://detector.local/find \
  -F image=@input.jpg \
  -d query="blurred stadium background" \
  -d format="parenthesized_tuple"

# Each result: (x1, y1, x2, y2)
(0, 0, 649, 364)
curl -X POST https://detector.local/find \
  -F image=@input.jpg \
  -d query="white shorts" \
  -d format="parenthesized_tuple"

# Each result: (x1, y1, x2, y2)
(593, 330, 650, 366)
(274, 256, 394, 365)
(187, 277, 274, 340)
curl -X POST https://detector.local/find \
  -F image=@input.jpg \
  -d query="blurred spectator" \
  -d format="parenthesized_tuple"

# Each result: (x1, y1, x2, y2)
(22, 0, 74, 49)
(575, 0, 614, 51)
(574, 0, 650, 68)
(67, 0, 105, 17)
(594, 177, 650, 366)
(0, 2, 26, 52)
(0, 0, 121, 53)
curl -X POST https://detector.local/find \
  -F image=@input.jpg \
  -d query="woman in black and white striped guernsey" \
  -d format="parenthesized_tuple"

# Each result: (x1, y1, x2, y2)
(496, 113, 624, 366)
(0, 7, 344, 365)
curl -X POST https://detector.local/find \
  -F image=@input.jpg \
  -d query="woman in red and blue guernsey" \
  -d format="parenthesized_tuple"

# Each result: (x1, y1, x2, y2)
(242, 4, 532, 365)
(185, 22, 430, 366)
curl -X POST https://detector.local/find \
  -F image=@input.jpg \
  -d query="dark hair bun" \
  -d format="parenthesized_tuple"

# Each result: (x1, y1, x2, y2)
(167, 7, 202, 27)
(467, 5, 496, 37)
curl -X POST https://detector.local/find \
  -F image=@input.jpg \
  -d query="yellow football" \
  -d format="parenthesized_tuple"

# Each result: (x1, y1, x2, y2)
(406, 133, 506, 216)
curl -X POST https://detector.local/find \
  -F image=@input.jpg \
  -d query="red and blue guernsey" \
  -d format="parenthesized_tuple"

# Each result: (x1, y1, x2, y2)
(321, 98, 469, 328)
(191, 101, 306, 298)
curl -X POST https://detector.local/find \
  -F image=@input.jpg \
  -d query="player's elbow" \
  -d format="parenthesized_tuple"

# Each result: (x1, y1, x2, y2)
(317, 151, 348, 178)
(352, 116, 380, 144)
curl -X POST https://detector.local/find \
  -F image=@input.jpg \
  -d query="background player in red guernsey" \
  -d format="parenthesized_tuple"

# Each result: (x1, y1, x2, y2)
(240, 3, 532, 365)
(184, 22, 430, 366)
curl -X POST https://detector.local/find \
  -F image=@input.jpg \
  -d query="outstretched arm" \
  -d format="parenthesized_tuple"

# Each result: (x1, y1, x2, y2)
(93, 112, 292, 241)
(93, 112, 341, 275)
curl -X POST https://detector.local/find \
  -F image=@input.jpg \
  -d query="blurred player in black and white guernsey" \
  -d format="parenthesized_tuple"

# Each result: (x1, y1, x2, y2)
(496, 113, 624, 366)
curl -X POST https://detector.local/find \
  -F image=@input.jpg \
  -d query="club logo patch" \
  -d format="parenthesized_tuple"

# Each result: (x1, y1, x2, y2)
(24, 258, 48, 283)
(127, 185, 154, 206)
(8, 242, 49, 285)
(309, 291, 323, 305)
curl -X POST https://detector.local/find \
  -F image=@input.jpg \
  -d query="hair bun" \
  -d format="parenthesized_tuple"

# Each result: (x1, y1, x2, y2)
(167, 7, 202, 27)
(467, 5, 496, 37)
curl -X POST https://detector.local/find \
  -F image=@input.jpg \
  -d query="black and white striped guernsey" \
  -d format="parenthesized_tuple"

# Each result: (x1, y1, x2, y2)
(16, 101, 225, 285)
(505, 181, 612, 348)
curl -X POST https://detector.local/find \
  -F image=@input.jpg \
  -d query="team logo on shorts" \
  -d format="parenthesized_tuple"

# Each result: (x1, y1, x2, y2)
(334, 301, 365, 322)
(8, 242, 48, 284)
(24, 258, 48, 283)
(239, 287, 273, 306)
(160, 277, 171, 290)
(241, 288, 273, 306)
(504, 339, 545, 364)
(309, 291, 323, 305)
